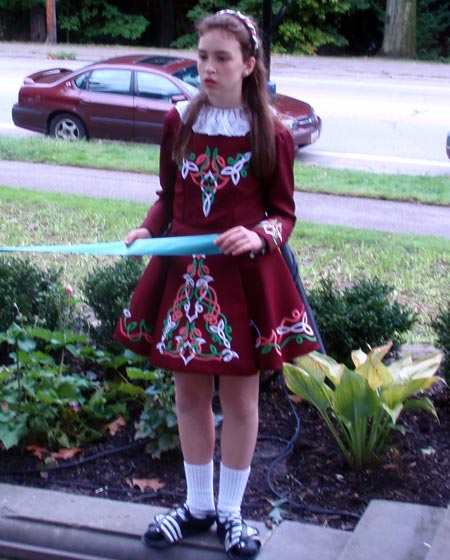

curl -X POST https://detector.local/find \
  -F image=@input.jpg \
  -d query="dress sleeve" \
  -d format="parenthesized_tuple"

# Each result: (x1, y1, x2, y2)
(250, 126, 297, 253)
(140, 108, 181, 236)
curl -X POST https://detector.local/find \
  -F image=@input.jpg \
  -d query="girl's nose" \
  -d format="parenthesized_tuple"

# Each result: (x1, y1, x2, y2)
(205, 60, 216, 74)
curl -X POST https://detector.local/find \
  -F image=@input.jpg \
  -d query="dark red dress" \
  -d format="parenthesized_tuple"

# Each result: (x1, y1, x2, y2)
(114, 104, 319, 375)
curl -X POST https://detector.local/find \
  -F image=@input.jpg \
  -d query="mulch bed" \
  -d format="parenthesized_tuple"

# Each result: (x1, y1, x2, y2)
(0, 372, 449, 532)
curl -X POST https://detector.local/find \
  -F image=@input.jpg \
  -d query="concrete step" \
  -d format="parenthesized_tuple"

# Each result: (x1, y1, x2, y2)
(337, 500, 446, 560)
(0, 483, 271, 560)
(425, 506, 450, 560)
(0, 483, 353, 560)
(259, 518, 350, 560)
(2, 483, 447, 560)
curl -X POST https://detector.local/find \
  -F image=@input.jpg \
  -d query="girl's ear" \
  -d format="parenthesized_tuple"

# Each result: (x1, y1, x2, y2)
(243, 56, 256, 77)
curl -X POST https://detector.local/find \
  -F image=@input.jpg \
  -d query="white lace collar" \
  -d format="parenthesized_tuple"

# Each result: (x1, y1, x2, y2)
(176, 100, 250, 137)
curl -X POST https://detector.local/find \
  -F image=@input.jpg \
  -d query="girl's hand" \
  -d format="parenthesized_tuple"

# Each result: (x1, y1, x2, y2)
(124, 227, 151, 246)
(215, 226, 265, 256)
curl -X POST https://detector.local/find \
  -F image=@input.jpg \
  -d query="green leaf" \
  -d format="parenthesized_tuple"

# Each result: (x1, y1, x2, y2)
(88, 389, 106, 408)
(29, 351, 57, 366)
(333, 369, 380, 422)
(381, 401, 404, 424)
(295, 351, 344, 385)
(126, 367, 158, 381)
(389, 352, 442, 382)
(0, 367, 12, 383)
(403, 396, 439, 420)
(118, 382, 145, 397)
(15, 350, 33, 364)
(18, 338, 37, 352)
(356, 359, 393, 390)
(0, 414, 28, 450)
(283, 363, 332, 414)
(381, 377, 441, 411)
(36, 389, 61, 404)
(55, 381, 82, 402)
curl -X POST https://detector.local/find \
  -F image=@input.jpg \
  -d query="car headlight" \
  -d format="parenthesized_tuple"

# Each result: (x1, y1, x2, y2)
(297, 116, 316, 127)
(283, 118, 299, 131)
(283, 115, 317, 131)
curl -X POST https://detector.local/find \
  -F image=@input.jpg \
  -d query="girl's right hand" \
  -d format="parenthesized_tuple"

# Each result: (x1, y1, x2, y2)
(124, 227, 151, 246)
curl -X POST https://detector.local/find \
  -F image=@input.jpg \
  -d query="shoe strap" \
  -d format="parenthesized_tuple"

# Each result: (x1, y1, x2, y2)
(155, 505, 188, 544)
(222, 514, 260, 553)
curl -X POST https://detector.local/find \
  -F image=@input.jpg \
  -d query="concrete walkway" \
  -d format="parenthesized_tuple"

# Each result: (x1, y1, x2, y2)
(0, 160, 449, 239)
(0, 483, 448, 560)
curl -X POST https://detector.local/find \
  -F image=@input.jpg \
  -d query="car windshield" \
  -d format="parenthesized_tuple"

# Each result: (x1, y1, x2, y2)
(172, 64, 200, 94)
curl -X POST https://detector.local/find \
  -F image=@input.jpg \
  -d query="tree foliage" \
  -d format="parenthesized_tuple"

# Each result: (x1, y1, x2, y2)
(274, 0, 351, 54)
(416, 0, 450, 59)
(57, 0, 149, 43)
(174, 0, 353, 54)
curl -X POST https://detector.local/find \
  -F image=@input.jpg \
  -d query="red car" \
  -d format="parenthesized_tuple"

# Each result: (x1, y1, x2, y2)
(12, 54, 321, 149)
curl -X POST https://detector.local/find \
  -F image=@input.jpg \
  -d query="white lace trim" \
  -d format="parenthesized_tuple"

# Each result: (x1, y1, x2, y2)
(176, 101, 250, 137)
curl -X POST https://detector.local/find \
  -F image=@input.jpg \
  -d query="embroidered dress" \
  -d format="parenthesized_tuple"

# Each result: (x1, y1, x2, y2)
(114, 103, 320, 375)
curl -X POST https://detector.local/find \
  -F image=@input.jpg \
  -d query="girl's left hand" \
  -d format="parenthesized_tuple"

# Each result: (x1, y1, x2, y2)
(215, 226, 265, 256)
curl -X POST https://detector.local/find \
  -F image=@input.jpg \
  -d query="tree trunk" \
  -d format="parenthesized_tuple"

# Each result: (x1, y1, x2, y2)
(381, 0, 416, 58)
(46, 0, 57, 44)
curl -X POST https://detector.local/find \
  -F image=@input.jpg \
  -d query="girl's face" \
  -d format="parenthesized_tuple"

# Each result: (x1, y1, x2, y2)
(197, 29, 255, 108)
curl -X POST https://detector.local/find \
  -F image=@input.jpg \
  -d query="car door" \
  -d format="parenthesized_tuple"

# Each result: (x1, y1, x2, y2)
(77, 68, 134, 140)
(133, 70, 188, 143)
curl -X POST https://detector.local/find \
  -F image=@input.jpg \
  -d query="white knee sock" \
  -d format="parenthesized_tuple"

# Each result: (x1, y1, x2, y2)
(217, 462, 251, 522)
(184, 460, 216, 518)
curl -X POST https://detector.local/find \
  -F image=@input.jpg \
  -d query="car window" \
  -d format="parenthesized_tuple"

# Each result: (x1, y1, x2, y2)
(73, 72, 90, 89)
(136, 71, 183, 100)
(173, 64, 200, 91)
(86, 69, 132, 95)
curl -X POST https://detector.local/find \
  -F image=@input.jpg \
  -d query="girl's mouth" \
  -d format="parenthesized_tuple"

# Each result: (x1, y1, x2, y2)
(203, 79, 217, 87)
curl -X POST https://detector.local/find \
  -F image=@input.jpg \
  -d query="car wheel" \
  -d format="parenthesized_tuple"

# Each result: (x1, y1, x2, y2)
(49, 113, 87, 140)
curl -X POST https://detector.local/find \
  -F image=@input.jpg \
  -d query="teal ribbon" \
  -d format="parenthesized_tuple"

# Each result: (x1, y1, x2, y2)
(0, 234, 221, 257)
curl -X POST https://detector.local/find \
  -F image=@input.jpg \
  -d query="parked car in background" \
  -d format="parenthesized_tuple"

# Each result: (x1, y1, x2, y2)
(12, 55, 321, 150)
(446, 131, 450, 159)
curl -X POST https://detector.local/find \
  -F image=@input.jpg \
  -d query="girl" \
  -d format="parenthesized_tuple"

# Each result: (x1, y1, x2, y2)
(115, 10, 319, 560)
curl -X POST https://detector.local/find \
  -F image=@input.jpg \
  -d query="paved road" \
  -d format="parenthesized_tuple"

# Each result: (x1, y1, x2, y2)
(1, 160, 449, 239)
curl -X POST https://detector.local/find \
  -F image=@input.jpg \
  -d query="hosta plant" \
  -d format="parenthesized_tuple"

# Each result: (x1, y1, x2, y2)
(283, 343, 443, 469)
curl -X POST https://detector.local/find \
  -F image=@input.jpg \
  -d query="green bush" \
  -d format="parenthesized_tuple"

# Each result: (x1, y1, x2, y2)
(432, 302, 450, 381)
(308, 277, 417, 367)
(0, 256, 77, 333)
(82, 257, 145, 350)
